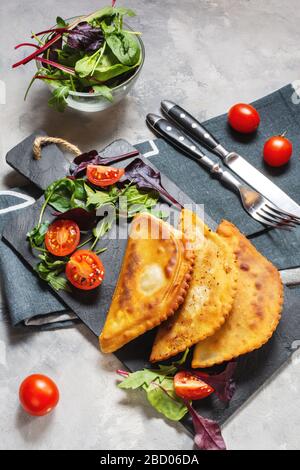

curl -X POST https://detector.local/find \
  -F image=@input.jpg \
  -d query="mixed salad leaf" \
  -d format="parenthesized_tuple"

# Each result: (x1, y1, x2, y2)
(14, 3, 142, 111)
(117, 352, 236, 450)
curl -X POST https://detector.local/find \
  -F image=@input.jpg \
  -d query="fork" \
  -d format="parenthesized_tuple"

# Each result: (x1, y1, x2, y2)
(146, 113, 300, 229)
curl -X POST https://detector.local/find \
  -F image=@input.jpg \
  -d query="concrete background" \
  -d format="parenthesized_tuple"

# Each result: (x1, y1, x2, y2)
(1, 0, 300, 450)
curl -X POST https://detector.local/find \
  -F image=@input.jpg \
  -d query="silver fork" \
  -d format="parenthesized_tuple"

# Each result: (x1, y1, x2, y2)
(207, 163, 299, 229)
(146, 114, 300, 229)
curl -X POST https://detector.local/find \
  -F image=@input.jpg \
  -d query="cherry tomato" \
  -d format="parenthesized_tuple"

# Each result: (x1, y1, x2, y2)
(87, 165, 124, 187)
(174, 371, 214, 401)
(263, 135, 293, 167)
(65, 249, 105, 290)
(45, 219, 80, 257)
(228, 103, 260, 133)
(19, 374, 59, 416)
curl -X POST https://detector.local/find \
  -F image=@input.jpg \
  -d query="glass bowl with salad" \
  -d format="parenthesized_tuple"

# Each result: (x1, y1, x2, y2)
(14, 5, 144, 112)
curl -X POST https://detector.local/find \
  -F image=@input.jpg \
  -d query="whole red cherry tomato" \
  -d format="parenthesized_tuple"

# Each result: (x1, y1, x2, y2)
(19, 374, 59, 416)
(263, 135, 293, 167)
(228, 103, 260, 133)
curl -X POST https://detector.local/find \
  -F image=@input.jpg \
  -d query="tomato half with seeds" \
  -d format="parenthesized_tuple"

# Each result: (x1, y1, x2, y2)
(87, 164, 124, 187)
(174, 371, 214, 401)
(65, 249, 105, 290)
(45, 219, 80, 257)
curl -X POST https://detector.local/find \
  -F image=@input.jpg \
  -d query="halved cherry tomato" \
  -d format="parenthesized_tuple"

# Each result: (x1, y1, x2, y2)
(263, 135, 293, 167)
(65, 249, 105, 290)
(45, 219, 80, 257)
(87, 164, 124, 187)
(228, 103, 260, 133)
(174, 371, 214, 401)
(19, 374, 59, 416)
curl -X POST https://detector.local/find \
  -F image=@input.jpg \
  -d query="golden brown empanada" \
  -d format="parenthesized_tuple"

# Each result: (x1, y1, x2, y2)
(150, 210, 238, 362)
(99, 212, 194, 353)
(192, 220, 283, 368)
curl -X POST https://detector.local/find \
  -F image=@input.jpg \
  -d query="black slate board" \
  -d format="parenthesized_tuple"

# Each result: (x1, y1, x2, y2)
(3, 132, 300, 435)
(4, 136, 215, 336)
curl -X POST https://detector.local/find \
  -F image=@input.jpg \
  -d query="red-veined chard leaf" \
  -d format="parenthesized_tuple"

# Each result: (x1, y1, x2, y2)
(70, 149, 140, 177)
(185, 401, 226, 451)
(124, 158, 182, 208)
(53, 208, 97, 231)
(67, 22, 104, 52)
(194, 362, 237, 403)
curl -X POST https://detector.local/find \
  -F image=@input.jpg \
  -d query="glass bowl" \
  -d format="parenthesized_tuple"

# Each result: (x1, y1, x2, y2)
(41, 23, 145, 113)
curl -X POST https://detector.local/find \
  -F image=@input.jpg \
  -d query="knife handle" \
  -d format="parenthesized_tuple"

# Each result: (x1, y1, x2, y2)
(161, 100, 228, 158)
(146, 114, 242, 192)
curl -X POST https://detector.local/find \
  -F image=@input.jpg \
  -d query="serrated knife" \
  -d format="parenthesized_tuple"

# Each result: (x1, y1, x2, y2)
(161, 100, 300, 218)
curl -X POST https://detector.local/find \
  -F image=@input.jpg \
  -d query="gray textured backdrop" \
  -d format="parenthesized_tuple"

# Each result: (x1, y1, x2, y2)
(1, 0, 300, 450)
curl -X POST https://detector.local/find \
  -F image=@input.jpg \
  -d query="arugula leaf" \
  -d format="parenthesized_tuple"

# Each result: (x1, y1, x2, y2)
(92, 85, 113, 102)
(91, 207, 115, 250)
(36, 252, 70, 292)
(56, 16, 68, 28)
(47, 274, 70, 292)
(85, 184, 113, 208)
(27, 221, 50, 248)
(48, 85, 70, 112)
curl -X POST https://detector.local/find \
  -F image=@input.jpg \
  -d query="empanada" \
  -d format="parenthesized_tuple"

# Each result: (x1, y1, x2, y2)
(100, 212, 194, 353)
(150, 210, 238, 362)
(192, 220, 283, 368)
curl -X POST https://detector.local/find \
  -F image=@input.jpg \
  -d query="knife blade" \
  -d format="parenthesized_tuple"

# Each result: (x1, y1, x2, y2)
(161, 100, 300, 218)
(280, 267, 300, 286)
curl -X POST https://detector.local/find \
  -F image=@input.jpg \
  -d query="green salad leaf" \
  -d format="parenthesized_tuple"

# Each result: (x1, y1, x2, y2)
(48, 85, 70, 112)
(106, 31, 140, 66)
(45, 178, 87, 212)
(92, 85, 113, 102)
(36, 252, 70, 292)
(27, 221, 50, 248)
(146, 378, 188, 421)
(118, 350, 189, 421)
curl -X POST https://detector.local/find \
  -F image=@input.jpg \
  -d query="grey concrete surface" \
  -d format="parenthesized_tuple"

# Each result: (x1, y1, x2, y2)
(1, 0, 300, 450)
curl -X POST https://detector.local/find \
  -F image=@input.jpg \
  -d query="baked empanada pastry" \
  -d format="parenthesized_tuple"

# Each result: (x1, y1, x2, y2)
(192, 220, 283, 368)
(99, 212, 194, 353)
(150, 210, 238, 362)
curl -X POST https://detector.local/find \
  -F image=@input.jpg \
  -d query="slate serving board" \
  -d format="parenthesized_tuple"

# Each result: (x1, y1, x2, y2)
(3, 133, 300, 435)
(4, 137, 215, 336)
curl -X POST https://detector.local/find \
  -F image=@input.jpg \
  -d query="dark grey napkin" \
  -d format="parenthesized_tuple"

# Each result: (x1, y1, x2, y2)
(0, 188, 76, 328)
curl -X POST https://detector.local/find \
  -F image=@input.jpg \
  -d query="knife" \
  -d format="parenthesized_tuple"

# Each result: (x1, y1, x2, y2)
(161, 100, 300, 218)
(280, 267, 300, 286)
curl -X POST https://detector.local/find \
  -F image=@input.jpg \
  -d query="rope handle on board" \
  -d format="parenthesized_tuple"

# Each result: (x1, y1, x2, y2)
(32, 136, 82, 160)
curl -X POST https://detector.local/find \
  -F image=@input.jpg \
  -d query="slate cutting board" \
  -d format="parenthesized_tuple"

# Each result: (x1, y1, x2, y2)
(4, 137, 215, 336)
(3, 133, 300, 435)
